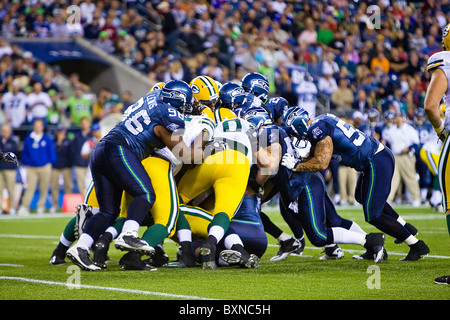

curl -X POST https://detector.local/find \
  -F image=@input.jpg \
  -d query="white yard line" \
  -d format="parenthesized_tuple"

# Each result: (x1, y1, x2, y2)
(0, 276, 218, 300)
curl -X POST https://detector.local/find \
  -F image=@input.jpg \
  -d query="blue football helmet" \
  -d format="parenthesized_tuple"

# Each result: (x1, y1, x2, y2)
(160, 80, 194, 114)
(219, 82, 247, 110)
(243, 106, 272, 129)
(241, 72, 269, 102)
(281, 106, 310, 140)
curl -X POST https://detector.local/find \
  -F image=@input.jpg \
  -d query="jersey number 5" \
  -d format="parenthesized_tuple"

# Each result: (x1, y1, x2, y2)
(336, 119, 365, 146)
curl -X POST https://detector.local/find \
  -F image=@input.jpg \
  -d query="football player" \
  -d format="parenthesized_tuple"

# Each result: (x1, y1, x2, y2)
(247, 106, 386, 263)
(176, 115, 254, 269)
(281, 108, 430, 261)
(424, 24, 450, 284)
(66, 80, 201, 271)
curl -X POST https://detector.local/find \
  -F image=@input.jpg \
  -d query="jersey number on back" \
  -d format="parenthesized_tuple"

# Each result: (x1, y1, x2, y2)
(333, 116, 365, 146)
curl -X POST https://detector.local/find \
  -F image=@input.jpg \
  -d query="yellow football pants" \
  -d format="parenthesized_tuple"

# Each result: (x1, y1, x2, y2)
(84, 156, 179, 237)
(177, 149, 250, 220)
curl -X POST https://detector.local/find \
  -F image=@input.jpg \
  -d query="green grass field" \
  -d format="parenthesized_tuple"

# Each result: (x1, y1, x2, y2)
(0, 205, 449, 302)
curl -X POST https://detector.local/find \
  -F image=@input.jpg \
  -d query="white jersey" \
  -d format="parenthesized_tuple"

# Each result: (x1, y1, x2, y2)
(1, 91, 27, 128)
(154, 115, 215, 175)
(427, 51, 450, 132)
(213, 118, 255, 164)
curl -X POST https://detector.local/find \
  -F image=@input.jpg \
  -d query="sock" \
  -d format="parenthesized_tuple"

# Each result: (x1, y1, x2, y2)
(59, 233, 73, 248)
(177, 229, 192, 243)
(447, 215, 450, 236)
(77, 233, 94, 250)
(331, 227, 366, 246)
(349, 222, 366, 235)
(141, 224, 169, 247)
(397, 216, 406, 226)
(63, 216, 77, 242)
(209, 225, 225, 243)
(112, 217, 126, 235)
(121, 220, 140, 234)
(404, 235, 419, 246)
(277, 232, 292, 242)
(105, 227, 117, 239)
(224, 233, 243, 249)
(207, 212, 230, 243)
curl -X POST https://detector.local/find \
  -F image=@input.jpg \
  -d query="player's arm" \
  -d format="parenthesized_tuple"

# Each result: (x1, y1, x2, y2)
(154, 125, 204, 164)
(424, 68, 447, 140)
(255, 142, 282, 186)
(282, 136, 333, 172)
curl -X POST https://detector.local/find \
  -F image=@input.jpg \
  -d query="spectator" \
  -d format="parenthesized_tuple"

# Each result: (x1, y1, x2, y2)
(370, 50, 390, 74)
(25, 82, 52, 124)
(331, 78, 355, 113)
(352, 89, 371, 113)
(94, 31, 115, 54)
(49, 12, 69, 38)
(382, 113, 421, 206)
(18, 119, 56, 215)
(50, 125, 72, 213)
(0, 123, 18, 214)
(65, 85, 92, 126)
(317, 69, 338, 97)
(297, 17, 317, 46)
(1, 79, 27, 129)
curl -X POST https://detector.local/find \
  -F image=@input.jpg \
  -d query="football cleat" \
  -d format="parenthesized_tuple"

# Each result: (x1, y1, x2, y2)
(143, 245, 169, 267)
(270, 237, 302, 262)
(66, 246, 101, 271)
(434, 275, 450, 285)
(92, 233, 112, 269)
(114, 231, 155, 256)
(49, 254, 67, 266)
(394, 223, 418, 244)
(219, 246, 259, 269)
(290, 238, 305, 257)
(399, 240, 430, 261)
(353, 248, 388, 261)
(363, 233, 386, 263)
(319, 245, 344, 260)
(119, 252, 157, 271)
(200, 240, 217, 270)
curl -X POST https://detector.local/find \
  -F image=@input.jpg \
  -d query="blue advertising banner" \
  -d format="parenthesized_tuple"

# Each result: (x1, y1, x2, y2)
(10, 40, 110, 66)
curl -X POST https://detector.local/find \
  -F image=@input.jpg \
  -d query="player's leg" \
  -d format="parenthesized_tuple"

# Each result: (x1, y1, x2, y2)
(140, 157, 179, 249)
(200, 150, 250, 269)
(219, 194, 267, 268)
(358, 148, 429, 260)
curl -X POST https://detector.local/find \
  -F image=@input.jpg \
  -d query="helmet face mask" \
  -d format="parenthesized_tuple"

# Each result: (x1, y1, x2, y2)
(161, 80, 193, 114)
(190, 76, 220, 108)
(219, 82, 247, 110)
(281, 106, 310, 140)
(241, 72, 269, 102)
(243, 106, 271, 129)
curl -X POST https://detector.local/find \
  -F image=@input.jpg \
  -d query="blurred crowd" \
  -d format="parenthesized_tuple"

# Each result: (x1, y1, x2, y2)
(0, 0, 446, 214)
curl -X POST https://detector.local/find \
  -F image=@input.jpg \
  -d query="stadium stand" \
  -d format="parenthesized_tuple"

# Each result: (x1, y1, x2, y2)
(0, 0, 443, 213)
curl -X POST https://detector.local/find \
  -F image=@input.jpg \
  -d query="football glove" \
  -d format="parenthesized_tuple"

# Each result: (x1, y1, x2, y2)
(203, 140, 228, 157)
(281, 153, 300, 171)
(2, 152, 18, 167)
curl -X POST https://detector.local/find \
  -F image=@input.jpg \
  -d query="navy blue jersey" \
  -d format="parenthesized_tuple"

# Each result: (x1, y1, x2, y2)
(259, 124, 310, 202)
(103, 90, 185, 160)
(265, 97, 289, 122)
(307, 113, 380, 171)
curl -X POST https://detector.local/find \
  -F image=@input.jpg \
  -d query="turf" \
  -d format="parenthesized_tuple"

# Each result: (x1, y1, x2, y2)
(0, 205, 449, 301)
